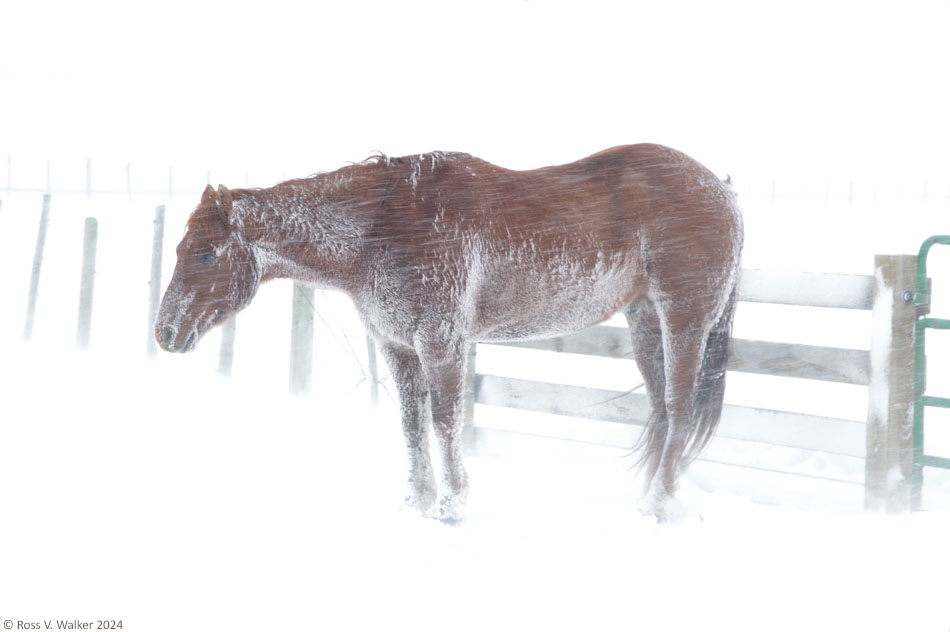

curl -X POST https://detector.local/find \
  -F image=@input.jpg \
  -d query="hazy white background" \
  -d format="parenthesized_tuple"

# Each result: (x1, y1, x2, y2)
(2, 2, 950, 631)
(3, 0, 948, 182)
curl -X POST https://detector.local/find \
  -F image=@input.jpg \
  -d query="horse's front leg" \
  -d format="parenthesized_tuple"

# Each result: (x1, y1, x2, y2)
(416, 336, 470, 522)
(378, 342, 437, 514)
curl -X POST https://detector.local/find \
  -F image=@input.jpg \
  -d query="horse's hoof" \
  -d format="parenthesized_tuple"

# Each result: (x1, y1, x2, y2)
(638, 494, 697, 525)
(637, 492, 662, 519)
(427, 495, 465, 524)
(638, 485, 672, 521)
(404, 486, 436, 515)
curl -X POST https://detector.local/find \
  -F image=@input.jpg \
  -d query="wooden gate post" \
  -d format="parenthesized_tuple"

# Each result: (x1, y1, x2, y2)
(289, 283, 315, 395)
(76, 217, 98, 349)
(146, 205, 165, 356)
(865, 254, 917, 512)
(24, 194, 51, 341)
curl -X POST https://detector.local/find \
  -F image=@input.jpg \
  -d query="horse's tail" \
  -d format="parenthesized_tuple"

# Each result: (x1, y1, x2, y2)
(629, 282, 739, 475)
(682, 283, 739, 465)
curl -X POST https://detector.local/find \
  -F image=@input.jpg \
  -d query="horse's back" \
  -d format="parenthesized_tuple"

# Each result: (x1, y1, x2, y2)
(366, 145, 741, 343)
(444, 144, 737, 234)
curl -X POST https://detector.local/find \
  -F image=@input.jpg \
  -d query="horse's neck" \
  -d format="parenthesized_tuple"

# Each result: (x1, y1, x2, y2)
(237, 176, 369, 289)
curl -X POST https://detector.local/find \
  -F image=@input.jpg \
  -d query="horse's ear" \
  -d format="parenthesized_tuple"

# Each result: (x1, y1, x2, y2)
(217, 185, 233, 223)
(198, 184, 231, 231)
(201, 184, 218, 206)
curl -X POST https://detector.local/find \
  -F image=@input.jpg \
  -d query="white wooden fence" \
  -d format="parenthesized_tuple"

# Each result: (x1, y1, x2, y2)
(464, 258, 918, 512)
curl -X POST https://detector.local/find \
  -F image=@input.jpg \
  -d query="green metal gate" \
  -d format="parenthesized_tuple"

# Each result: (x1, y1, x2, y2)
(911, 235, 950, 509)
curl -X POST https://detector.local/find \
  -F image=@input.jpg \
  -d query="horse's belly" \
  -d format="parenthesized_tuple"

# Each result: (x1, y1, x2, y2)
(473, 272, 643, 343)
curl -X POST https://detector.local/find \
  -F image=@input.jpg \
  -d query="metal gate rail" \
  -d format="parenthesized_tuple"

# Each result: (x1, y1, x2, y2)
(911, 235, 950, 509)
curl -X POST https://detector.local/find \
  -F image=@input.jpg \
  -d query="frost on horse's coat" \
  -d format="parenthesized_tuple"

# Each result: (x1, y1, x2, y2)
(154, 144, 743, 522)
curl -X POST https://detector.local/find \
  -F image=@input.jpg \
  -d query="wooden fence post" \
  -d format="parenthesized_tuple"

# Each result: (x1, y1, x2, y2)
(289, 283, 315, 395)
(366, 335, 379, 406)
(76, 217, 98, 349)
(24, 194, 51, 341)
(463, 343, 478, 427)
(218, 318, 237, 376)
(864, 254, 917, 512)
(146, 205, 165, 356)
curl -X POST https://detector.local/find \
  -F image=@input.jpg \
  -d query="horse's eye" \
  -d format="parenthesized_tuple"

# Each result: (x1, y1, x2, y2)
(200, 253, 216, 265)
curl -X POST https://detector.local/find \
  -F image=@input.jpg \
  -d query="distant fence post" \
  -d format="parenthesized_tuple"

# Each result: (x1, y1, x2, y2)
(366, 335, 379, 406)
(289, 283, 315, 395)
(146, 205, 165, 356)
(24, 194, 51, 341)
(864, 254, 917, 512)
(218, 318, 237, 376)
(76, 217, 98, 349)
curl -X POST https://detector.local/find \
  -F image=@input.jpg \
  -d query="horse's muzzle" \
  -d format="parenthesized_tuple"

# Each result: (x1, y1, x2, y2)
(156, 324, 196, 353)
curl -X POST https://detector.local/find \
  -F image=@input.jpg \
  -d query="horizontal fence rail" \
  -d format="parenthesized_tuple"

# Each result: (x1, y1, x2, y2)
(474, 375, 867, 458)
(737, 269, 873, 310)
(501, 326, 871, 386)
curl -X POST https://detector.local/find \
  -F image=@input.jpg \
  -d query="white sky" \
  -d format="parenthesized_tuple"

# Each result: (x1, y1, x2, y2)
(2, 0, 949, 185)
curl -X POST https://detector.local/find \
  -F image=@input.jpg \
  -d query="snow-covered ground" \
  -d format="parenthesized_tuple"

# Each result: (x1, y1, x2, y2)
(1, 185, 949, 631)
(1, 343, 949, 632)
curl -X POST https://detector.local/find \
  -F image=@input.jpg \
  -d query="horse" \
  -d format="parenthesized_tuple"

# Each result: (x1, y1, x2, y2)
(154, 144, 743, 523)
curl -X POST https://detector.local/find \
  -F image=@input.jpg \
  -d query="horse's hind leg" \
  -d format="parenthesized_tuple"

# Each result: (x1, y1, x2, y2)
(641, 299, 715, 522)
(623, 299, 667, 489)
(379, 342, 437, 514)
(416, 336, 470, 522)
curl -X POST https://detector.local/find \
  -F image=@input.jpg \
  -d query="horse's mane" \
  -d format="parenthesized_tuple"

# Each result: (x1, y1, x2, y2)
(358, 151, 390, 166)
(355, 151, 470, 169)
(219, 151, 466, 213)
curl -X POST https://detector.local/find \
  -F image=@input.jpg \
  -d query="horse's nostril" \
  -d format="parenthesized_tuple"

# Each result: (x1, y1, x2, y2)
(159, 325, 177, 348)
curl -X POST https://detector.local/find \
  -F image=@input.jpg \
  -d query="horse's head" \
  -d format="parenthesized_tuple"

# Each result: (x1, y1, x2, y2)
(155, 184, 261, 353)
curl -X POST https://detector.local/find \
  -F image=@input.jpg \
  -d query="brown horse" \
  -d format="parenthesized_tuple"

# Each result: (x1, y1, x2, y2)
(155, 144, 743, 522)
